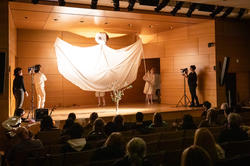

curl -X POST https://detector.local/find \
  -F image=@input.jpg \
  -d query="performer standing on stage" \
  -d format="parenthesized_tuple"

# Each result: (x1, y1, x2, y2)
(34, 64, 47, 109)
(143, 68, 155, 105)
(13, 67, 28, 109)
(95, 92, 106, 107)
(184, 65, 200, 107)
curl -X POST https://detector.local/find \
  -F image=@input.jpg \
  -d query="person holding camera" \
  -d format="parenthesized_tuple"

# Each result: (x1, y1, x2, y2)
(184, 65, 200, 107)
(34, 64, 47, 109)
(13, 67, 28, 109)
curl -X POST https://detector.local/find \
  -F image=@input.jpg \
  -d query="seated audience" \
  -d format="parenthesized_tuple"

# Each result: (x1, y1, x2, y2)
(129, 112, 151, 133)
(149, 112, 167, 128)
(105, 121, 116, 136)
(36, 116, 61, 145)
(181, 145, 213, 166)
(113, 115, 125, 132)
(63, 112, 76, 130)
(219, 113, 248, 143)
(199, 108, 219, 128)
(87, 118, 107, 141)
(194, 128, 225, 162)
(176, 114, 196, 130)
(201, 101, 211, 120)
(6, 127, 44, 166)
(83, 112, 98, 136)
(62, 123, 86, 152)
(113, 137, 152, 166)
(92, 132, 125, 161)
(2, 109, 25, 131)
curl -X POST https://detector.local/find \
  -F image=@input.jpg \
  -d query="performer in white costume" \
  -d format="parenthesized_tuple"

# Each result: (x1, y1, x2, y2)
(95, 92, 106, 107)
(143, 68, 155, 105)
(34, 64, 47, 109)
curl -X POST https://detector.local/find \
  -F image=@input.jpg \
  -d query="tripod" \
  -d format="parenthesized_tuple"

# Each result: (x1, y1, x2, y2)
(176, 75, 191, 107)
(27, 72, 34, 119)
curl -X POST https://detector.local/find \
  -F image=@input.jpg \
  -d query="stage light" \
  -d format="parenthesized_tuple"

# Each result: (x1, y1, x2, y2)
(91, 0, 98, 9)
(32, 0, 39, 4)
(128, 0, 136, 11)
(58, 0, 65, 6)
(113, 0, 120, 11)
(171, 1, 184, 16)
(237, 8, 246, 19)
(186, 3, 197, 17)
(210, 6, 224, 18)
(221, 7, 234, 18)
(155, 0, 170, 12)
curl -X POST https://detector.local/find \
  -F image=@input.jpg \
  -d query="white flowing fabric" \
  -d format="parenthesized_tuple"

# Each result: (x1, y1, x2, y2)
(54, 37, 143, 92)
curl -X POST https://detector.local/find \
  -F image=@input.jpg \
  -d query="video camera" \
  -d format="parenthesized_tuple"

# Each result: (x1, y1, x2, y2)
(28, 64, 40, 74)
(180, 68, 188, 74)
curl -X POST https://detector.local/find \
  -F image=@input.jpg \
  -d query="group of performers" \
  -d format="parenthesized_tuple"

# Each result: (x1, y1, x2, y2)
(12, 64, 200, 111)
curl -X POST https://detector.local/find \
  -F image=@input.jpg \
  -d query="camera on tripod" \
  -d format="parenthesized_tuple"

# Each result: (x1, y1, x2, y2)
(28, 65, 39, 74)
(180, 68, 188, 74)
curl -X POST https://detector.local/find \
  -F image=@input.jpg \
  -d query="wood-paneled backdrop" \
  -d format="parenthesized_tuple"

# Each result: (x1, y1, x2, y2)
(144, 20, 217, 106)
(215, 20, 250, 106)
(16, 20, 218, 110)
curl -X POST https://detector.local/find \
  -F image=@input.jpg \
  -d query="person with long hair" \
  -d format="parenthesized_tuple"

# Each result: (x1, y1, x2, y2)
(149, 112, 167, 128)
(13, 67, 28, 109)
(181, 145, 213, 166)
(194, 128, 225, 162)
(143, 68, 155, 105)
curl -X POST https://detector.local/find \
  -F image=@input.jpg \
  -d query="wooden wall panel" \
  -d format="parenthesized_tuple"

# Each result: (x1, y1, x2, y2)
(215, 20, 250, 106)
(17, 30, 153, 109)
(157, 20, 217, 106)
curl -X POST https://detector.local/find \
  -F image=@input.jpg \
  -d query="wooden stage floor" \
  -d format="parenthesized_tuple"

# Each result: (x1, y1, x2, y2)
(51, 103, 203, 121)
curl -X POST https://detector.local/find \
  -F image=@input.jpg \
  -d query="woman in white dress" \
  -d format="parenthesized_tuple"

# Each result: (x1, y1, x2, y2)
(143, 68, 155, 104)
(95, 92, 106, 107)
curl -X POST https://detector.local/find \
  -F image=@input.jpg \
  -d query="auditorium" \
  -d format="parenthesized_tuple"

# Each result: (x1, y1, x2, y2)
(0, 0, 250, 165)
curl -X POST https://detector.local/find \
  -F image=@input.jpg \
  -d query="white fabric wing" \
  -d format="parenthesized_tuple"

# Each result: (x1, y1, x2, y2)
(54, 38, 143, 92)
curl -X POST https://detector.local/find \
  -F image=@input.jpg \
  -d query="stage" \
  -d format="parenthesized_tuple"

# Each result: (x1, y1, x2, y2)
(50, 103, 203, 122)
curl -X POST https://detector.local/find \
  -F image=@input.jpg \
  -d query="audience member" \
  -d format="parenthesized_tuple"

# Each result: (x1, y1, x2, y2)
(39, 115, 57, 131)
(92, 132, 125, 161)
(83, 112, 98, 136)
(113, 137, 152, 166)
(62, 113, 77, 136)
(199, 108, 219, 128)
(149, 112, 167, 128)
(201, 101, 211, 120)
(181, 145, 213, 166)
(6, 127, 44, 166)
(194, 128, 225, 162)
(113, 115, 125, 132)
(105, 121, 116, 136)
(62, 123, 86, 152)
(2, 109, 25, 131)
(178, 114, 197, 130)
(219, 113, 248, 143)
(87, 118, 107, 141)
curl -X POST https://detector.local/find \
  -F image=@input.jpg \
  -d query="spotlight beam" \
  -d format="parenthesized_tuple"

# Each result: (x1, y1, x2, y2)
(186, 3, 197, 17)
(237, 8, 246, 19)
(128, 0, 136, 11)
(221, 7, 234, 18)
(155, 0, 170, 12)
(210, 6, 224, 18)
(171, 1, 184, 16)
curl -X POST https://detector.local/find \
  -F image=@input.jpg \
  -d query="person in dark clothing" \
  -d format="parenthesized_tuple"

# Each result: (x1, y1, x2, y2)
(83, 112, 98, 136)
(6, 127, 44, 166)
(87, 118, 107, 141)
(179, 114, 197, 130)
(219, 113, 248, 143)
(13, 67, 28, 109)
(113, 137, 152, 166)
(63, 112, 76, 130)
(113, 115, 125, 132)
(92, 132, 125, 161)
(184, 65, 199, 107)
